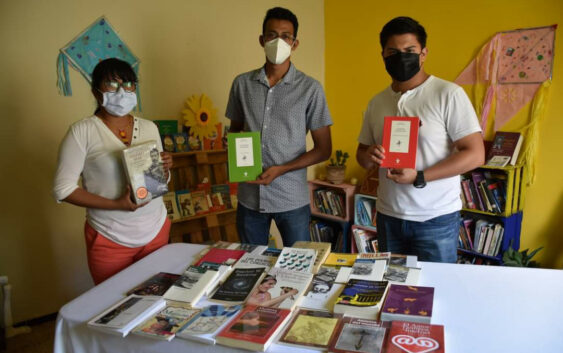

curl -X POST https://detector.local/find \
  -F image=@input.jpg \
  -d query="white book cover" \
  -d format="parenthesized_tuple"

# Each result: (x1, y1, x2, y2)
(348, 258, 387, 282)
(246, 267, 313, 310)
(131, 305, 200, 341)
(300, 266, 343, 311)
(383, 264, 421, 286)
(176, 305, 242, 344)
(164, 266, 219, 305)
(233, 252, 276, 271)
(274, 247, 317, 273)
(87, 295, 166, 337)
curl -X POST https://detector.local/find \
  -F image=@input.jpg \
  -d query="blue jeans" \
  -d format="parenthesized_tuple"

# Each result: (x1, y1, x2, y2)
(236, 203, 311, 247)
(376, 211, 460, 263)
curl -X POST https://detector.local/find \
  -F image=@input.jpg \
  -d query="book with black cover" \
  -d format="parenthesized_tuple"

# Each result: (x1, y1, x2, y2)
(126, 272, 180, 296)
(210, 267, 265, 305)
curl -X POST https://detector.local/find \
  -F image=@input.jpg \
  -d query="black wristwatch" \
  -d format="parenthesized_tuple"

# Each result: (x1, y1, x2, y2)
(413, 170, 427, 188)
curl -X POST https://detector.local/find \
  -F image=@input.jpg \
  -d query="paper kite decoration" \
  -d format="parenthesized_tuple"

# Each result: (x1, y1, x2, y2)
(56, 16, 141, 108)
(455, 25, 556, 184)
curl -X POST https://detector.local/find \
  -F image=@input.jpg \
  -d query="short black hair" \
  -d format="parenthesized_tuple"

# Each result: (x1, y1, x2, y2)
(262, 7, 299, 38)
(380, 16, 427, 50)
(91, 58, 137, 91)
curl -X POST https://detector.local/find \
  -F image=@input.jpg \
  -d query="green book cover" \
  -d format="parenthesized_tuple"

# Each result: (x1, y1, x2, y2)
(227, 132, 262, 182)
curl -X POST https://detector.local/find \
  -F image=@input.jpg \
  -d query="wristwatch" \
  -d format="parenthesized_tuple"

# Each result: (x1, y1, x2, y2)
(413, 170, 427, 188)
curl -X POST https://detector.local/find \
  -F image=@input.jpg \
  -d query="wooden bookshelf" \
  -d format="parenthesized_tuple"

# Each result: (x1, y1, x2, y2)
(168, 150, 239, 244)
(308, 179, 357, 222)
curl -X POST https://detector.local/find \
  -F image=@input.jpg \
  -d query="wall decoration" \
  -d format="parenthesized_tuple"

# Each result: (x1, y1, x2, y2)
(56, 16, 141, 108)
(455, 25, 556, 184)
(182, 94, 220, 142)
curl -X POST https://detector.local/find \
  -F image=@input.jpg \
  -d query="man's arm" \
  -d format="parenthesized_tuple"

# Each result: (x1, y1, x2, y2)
(356, 143, 385, 170)
(229, 120, 244, 133)
(386, 132, 485, 184)
(248, 126, 332, 185)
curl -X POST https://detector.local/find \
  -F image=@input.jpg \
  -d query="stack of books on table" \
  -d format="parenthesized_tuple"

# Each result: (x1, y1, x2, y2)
(87, 241, 445, 352)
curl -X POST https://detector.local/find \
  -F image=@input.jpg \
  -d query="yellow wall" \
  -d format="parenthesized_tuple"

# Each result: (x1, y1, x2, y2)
(0, 0, 325, 322)
(325, 0, 563, 268)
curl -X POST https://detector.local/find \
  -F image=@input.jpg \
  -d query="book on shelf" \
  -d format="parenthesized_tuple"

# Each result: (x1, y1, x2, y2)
(380, 284, 434, 324)
(292, 241, 332, 274)
(278, 309, 343, 351)
(245, 267, 313, 311)
(190, 190, 210, 215)
(211, 184, 232, 209)
(227, 131, 263, 182)
(209, 267, 265, 305)
(176, 190, 196, 217)
(313, 188, 346, 217)
(273, 247, 317, 273)
(162, 134, 175, 152)
(163, 266, 219, 306)
(352, 228, 377, 253)
(380, 116, 420, 169)
(121, 140, 168, 205)
(229, 182, 239, 209)
(355, 197, 377, 227)
(310, 219, 337, 244)
(486, 131, 523, 167)
(383, 321, 444, 353)
(333, 280, 389, 320)
(176, 304, 242, 345)
(131, 304, 200, 341)
(202, 122, 224, 150)
(300, 266, 345, 311)
(215, 305, 292, 351)
(154, 119, 178, 136)
(162, 192, 181, 220)
(87, 295, 166, 337)
(126, 272, 180, 296)
(194, 247, 246, 267)
(328, 317, 388, 353)
(173, 132, 190, 152)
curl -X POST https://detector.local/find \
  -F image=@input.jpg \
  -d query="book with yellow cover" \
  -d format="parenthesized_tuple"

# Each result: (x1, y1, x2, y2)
(278, 309, 342, 351)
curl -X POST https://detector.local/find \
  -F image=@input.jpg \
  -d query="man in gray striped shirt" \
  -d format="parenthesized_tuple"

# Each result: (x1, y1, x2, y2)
(226, 7, 332, 246)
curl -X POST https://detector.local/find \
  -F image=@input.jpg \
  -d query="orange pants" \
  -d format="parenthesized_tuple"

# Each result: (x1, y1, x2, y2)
(84, 218, 171, 285)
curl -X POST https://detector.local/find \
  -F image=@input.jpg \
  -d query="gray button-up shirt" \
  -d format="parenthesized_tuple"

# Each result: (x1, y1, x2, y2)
(226, 63, 332, 213)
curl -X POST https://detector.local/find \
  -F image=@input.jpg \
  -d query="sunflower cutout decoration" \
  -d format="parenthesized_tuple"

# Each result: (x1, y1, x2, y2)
(182, 94, 219, 141)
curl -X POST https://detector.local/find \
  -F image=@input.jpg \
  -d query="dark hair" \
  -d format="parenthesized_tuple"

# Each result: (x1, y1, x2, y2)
(262, 7, 299, 38)
(379, 16, 427, 50)
(261, 275, 277, 284)
(91, 58, 137, 91)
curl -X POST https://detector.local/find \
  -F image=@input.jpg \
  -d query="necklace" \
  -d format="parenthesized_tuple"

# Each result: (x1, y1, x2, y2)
(100, 115, 131, 146)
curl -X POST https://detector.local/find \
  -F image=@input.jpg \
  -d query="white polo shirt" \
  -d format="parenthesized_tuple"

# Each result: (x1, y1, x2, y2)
(358, 75, 481, 222)
(53, 115, 167, 247)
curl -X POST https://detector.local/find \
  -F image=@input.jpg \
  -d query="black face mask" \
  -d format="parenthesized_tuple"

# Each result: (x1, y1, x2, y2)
(384, 52, 421, 82)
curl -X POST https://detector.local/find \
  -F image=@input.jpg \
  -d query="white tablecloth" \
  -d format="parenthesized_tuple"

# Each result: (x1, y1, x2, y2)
(54, 243, 563, 353)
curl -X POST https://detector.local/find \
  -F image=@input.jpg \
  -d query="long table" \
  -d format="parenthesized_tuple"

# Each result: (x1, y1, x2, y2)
(54, 243, 563, 353)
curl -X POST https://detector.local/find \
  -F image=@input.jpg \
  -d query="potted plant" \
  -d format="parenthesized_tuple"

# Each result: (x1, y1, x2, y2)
(502, 239, 543, 267)
(326, 150, 349, 184)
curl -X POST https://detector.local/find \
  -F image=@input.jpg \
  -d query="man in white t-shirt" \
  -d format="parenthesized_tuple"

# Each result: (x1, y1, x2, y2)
(356, 17, 485, 263)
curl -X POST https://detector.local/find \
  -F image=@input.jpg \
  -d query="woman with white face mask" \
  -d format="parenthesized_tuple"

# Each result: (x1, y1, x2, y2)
(53, 58, 173, 285)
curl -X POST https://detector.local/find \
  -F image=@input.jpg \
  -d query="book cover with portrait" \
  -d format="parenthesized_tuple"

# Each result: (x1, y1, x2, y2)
(121, 140, 168, 204)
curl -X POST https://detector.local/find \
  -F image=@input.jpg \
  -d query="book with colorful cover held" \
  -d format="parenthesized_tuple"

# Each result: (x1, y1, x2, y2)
(328, 317, 389, 353)
(132, 304, 200, 341)
(333, 280, 389, 320)
(126, 272, 180, 296)
(227, 131, 263, 182)
(176, 304, 242, 345)
(278, 309, 343, 351)
(215, 305, 292, 351)
(383, 320, 444, 353)
(380, 116, 420, 169)
(121, 140, 169, 205)
(380, 284, 434, 324)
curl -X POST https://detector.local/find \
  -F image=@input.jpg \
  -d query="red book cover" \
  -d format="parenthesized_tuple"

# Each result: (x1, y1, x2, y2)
(194, 248, 246, 267)
(486, 131, 523, 167)
(216, 305, 291, 349)
(381, 116, 419, 169)
(384, 320, 444, 353)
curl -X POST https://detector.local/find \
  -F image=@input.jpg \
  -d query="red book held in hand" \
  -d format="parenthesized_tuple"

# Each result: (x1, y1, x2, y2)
(381, 116, 420, 169)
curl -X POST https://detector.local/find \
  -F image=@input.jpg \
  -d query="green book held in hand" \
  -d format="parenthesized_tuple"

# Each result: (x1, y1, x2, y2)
(227, 132, 262, 182)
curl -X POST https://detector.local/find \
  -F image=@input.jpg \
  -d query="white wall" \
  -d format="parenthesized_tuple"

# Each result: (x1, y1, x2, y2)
(0, 0, 325, 322)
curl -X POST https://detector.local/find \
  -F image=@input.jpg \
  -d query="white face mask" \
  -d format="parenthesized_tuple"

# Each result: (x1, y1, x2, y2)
(102, 88, 137, 117)
(264, 38, 292, 65)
